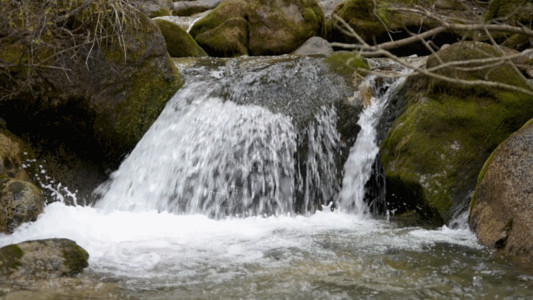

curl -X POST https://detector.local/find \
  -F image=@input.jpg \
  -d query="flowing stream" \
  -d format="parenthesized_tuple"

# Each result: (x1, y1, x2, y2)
(0, 56, 532, 299)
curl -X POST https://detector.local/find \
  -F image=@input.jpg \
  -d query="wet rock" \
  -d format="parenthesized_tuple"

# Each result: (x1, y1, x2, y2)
(469, 119, 533, 263)
(0, 239, 88, 280)
(154, 19, 208, 57)
(173, 0, 221, 16)
(0, 179, 44, 233)
(293, 36, 333, 56)
(380, 42, 533, 224)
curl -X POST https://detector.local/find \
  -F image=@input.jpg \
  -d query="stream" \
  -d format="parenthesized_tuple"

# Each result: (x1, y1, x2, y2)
(0, 56, 532, 299)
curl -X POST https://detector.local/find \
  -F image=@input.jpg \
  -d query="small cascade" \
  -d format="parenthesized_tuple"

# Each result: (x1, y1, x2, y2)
(95, 57, 345, 217)
(338, 74, 408, 214)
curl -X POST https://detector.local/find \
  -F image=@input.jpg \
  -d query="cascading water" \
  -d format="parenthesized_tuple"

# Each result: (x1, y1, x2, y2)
(1, 57, 531, 299)
(96, 56, 345, 217)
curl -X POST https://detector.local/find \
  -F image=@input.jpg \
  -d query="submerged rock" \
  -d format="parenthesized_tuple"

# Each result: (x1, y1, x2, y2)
(469, 119, 533, 263)
(0, 239, 88, 280)
(154, 19, 208, 57)
(0, 178, 43, 233)
(380, 42, 533, 224)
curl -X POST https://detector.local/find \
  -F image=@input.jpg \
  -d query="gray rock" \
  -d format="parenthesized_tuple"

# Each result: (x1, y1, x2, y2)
(173, 0, 221, 16)
(470, 119, 533, 264)
(292, 36, 333, 56)
(0, 179, 43, 233)
(0, 239, 89, 280)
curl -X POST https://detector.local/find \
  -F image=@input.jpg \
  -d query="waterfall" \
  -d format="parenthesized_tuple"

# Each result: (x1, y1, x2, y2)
(96, 57, 407, 218)
(338, 74, 408, 214)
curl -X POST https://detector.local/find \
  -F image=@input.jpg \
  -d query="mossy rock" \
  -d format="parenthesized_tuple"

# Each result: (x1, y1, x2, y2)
(0, 239, 89, 279)
(329, 0, 441, 50)
(485, 0, 533, 24)
(322, 51, 369, 82)
(189, 0, 248, 39)
(154, 19, 208, 58)
(380, 41, 533, 224)
(247, 0, 326, 55)
(0, 179, 44, 233)
(195, 17, 249, 57)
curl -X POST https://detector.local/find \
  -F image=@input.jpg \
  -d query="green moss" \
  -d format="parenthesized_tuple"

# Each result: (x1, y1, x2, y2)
(0, 244, 23, 276)
(112, 59, 182, 152)
(303, 7, 318, 23)
(195, 17, 248, 57)
(486, 0, 527, 22)
(151, 8, 171, 18)
(154, 19, 208, 57)
(322, 51, 369, 81)
(61, 244, 89, 276)
(189, 0, 248, 38)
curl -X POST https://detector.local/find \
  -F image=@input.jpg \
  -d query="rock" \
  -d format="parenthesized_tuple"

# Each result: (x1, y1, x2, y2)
(0, 178, 44, 233)
(0, 1, 182, 172)
(195, 17, 249, 57)
(173, 0, 222, 16)
(380, 42, 533, 224)
(189, 0, 249, 57)
(322, 51, 369, 84)
(131, 0, 173, 17)
(189, 0, 326, 56)
(0, 129, 34, 182)
(248, 0, 326, 55)
(154, 19, 208, 57)
(292, 36, 334, 56)
(0, 239, 88, 279)
(469, 119, 533, 263)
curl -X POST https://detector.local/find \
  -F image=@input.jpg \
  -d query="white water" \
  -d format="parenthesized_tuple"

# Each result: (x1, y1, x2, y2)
(338, 75, 407, 213)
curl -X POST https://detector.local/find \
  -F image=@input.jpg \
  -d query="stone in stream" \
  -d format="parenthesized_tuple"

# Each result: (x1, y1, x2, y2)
(469, 119, 533, 264)
(0, 239, 89, 280)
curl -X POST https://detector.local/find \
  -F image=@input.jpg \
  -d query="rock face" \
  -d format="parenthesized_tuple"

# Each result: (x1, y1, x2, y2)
(189, 0, 326, 56)
(293, 36, 333, 56)
(0, 178, 44, 233)
(154, 19, 208, 57)
(0, 239, 89, 279)
(380, 42, 533, 224)
(469, 119, 533, 263)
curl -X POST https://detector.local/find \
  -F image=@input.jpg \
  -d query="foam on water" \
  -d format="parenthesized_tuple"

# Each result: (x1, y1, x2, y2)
(0, 202, 481, 283)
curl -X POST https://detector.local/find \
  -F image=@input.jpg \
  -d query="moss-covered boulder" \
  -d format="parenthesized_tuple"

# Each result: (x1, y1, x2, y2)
(189, 0, 249, 57)
(189, 0, 326, 56)
(380, 42, 533, 224)
(485, 0, 533, 50)
(0, 1, 182, 191)
(469, 119, 533, 264)
(0, 239, 88, 279)
(247, 0, 326, 55)
(329, 0, 431, 44)
(154, 19, 208, 57)
(0, 178, 44, 233)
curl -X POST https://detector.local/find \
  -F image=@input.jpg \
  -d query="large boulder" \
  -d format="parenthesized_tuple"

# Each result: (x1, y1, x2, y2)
(0, 178, 44, 233)
(469, 119, 533, 263)
(0, 239, 88, 280)
(189, 0, 249, 57)
(189, 0, 326, 56)
(247, 0, 326, 55)
(0, 1, 182, 198)
(154, 19, 208, 57)
(380, 42, 533, 224)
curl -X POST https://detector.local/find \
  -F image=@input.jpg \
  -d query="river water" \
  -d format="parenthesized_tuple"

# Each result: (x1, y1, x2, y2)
(0, 56, 532, 299)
